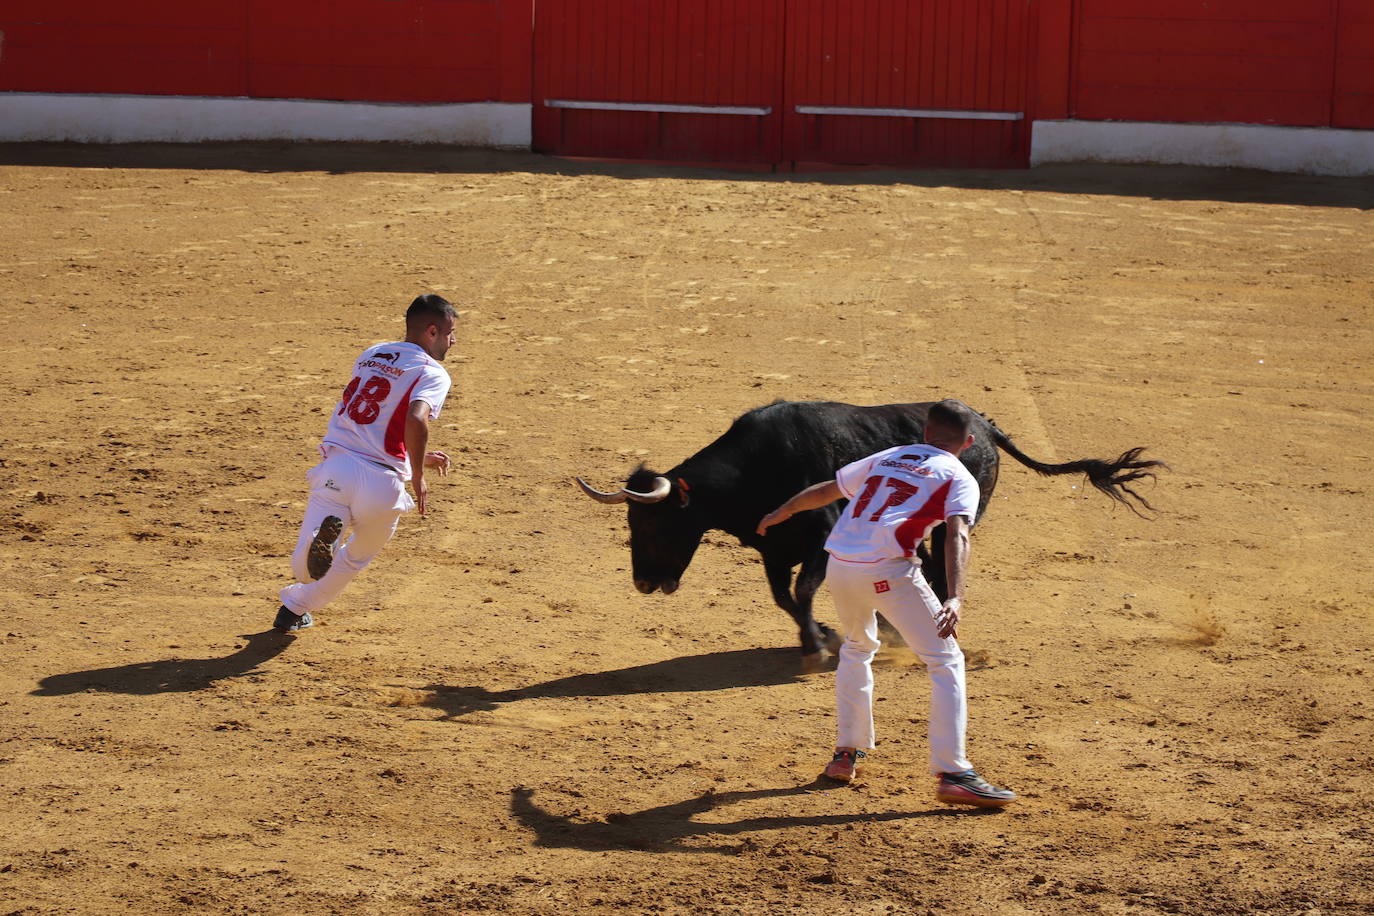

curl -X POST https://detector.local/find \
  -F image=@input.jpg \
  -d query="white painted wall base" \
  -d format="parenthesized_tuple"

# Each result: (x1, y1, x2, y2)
(1032, 119, 1374, 177)
(0, 93, 532, 148)
(6, 94, 1371, 175)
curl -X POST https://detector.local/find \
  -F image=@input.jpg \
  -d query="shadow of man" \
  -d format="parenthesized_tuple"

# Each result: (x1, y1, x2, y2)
(31, 630, 294, 696)
(409, 647, 806, 719)
(510, 782, 997, 854)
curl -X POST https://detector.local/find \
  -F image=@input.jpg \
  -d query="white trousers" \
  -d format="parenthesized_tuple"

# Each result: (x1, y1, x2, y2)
(827, 555, 973, 775)
(279, 448, 412, 616)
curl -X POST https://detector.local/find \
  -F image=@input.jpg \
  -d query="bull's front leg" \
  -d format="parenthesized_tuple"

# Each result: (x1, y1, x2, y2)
(762, 553, 829, 669)
(925, 525, 950, 602)
(793, 547, 842, 669)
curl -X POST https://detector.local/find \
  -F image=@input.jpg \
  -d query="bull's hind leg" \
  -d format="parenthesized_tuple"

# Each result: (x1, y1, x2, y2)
(762, 553, 829, 669)
(923, 526, 950, 602)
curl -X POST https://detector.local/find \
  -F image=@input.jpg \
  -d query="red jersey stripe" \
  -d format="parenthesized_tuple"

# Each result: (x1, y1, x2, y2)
(383, 378, 421, 461)
(894, 479, 952, 557)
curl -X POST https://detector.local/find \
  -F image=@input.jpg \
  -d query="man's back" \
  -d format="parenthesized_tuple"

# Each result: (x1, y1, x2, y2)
(322, 341, 451, 477)
(825, 444, 980, 564)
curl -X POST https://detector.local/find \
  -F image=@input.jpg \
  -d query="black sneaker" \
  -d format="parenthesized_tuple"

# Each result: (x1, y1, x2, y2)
(273, 605, 313, 633)
(307, 515, 343, 580)
(936, 770, 1016, 808)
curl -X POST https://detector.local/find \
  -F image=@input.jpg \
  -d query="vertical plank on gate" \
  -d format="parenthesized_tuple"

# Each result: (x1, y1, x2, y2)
(771, 0, 784, 163)
(712, 1, 723, 152)
(1334, 0, 1374, 127)
(676, 0, 691, 109)
(985, 0, 1000, 152)
(866, 0, 882, 108)
(996, 0, 1013, 110)
(974, 0, 990, 113)
(589, 0, 606, 104)
(956, 1, 976, 166)
(782, 0, 804, 161)
(608, 0, 622, 109)
(918, 0, 932, 108)
(568, 0, 586, 141)
(937, 0, 952, 108)
(647, 0, 662, 108)
(1034, 0, 1073, 119)
(498, 0, 533, 103)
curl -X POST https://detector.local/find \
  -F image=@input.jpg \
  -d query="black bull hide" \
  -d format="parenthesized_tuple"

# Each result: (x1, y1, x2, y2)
(576, 400, 1162, 662)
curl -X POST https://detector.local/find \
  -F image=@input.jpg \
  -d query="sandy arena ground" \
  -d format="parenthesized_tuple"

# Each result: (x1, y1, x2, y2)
(1, 144, 1372, 915)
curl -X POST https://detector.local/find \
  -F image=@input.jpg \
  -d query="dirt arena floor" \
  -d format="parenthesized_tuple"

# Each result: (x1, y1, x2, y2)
(1, 143, 1372, 915)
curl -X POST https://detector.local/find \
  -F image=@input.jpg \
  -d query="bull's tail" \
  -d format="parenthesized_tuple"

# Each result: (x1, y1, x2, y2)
(987, 422, 1167, 516)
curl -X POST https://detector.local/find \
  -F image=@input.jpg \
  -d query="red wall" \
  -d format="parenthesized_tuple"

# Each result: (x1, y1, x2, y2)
(0, 0, 531, 103)
(2, 0, 1371, 134)
(1336, 1, 1374, 128)
(1061, 0, 1374, 129)
(0, 2, 249, 97)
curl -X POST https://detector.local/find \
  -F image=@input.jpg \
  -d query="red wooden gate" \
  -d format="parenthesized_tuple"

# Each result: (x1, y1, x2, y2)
(532, 0, 785, 164)
(533, 0, 1032, 168)
(784, 0, 1031, 168)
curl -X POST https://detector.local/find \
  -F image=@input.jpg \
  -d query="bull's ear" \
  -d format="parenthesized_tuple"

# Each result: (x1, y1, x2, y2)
(676, 477, 691, 507)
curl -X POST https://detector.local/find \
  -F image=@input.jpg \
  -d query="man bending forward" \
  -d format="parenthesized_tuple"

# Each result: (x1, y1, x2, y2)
(757, 399, 1015, 808)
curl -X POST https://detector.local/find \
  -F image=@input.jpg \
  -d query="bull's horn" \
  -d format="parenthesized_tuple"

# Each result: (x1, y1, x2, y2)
(575, 477, 630, 504)
(624, 476, 672, 504)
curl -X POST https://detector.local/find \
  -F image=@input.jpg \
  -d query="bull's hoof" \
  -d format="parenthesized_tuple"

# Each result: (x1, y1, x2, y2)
(822, 627, 843, 656)
(800, 649, 831, 674)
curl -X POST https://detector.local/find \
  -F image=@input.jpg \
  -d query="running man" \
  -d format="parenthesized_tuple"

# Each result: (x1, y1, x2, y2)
(757, 399, 1015, 808)
(273, 294, 457, 632)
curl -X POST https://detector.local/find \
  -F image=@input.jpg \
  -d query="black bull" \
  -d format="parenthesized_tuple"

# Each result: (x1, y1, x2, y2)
(576, 400, 1162, 664)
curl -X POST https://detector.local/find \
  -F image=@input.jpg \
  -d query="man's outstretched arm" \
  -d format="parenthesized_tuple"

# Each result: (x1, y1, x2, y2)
(756, 480, 843, 536)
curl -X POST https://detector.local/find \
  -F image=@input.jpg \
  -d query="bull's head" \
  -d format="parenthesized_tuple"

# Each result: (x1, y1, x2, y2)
(575, 468, 704, 596)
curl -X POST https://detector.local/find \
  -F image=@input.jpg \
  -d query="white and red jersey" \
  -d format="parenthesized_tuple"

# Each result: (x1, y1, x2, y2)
(320, 342, 451, 479)
(825, 444, 980, 564)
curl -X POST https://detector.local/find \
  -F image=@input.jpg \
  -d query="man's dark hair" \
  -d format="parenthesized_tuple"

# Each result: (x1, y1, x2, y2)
(406, 293, 457, 328)
(927, 399, 974, 437)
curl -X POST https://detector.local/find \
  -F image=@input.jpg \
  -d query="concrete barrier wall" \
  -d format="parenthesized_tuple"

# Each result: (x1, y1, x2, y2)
(1031, 119, 1374, 178)
(0, 93, 532, 147)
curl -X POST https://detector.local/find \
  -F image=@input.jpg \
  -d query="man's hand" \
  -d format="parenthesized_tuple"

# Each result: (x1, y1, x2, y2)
(935, 596, 962, 640)
(405, 401, 435, 516)
(412, 475, 429, 517)
(424, 450, 451, 476)
(756, 507, 791, 536)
